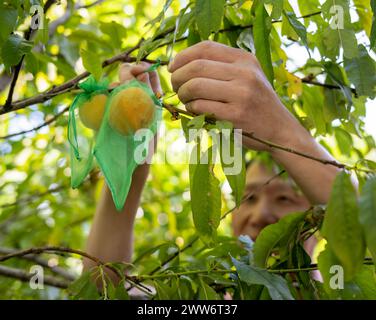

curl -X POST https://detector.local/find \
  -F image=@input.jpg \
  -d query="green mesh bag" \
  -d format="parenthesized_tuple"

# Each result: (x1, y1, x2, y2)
(68, 76, 109, 188)
(68, 76, 162, 211)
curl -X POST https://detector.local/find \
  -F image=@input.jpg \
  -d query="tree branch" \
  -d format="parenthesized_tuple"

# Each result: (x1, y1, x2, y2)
(0, 247, 76, 281)
(0, 106, 69, 140)
(0, 246, 152, 294)
(0, 265, 70, 289)
(162, 103, 373, 174)
(0, 10, 349, 116)
(301, 77, 357, 95)
(3, 0, 58, 111)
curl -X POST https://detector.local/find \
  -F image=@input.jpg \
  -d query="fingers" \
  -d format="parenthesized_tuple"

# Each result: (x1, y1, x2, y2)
(185, 99, 229, 120)
(118, 62, 162, 95)
(177, 78, 230, 104)
(119, 62, 151, 87)
(168, 40, 245, 73)
(171, 59, 236, 92)
(148, 70, 162, 95)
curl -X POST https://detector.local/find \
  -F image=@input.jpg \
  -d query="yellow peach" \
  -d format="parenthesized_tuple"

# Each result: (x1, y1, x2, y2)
(79, 94, 107, 131)
(109, 87, 155, 136)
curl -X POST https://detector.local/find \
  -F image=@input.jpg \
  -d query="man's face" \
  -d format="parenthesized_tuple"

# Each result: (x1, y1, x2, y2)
(232, 162, 310, 241)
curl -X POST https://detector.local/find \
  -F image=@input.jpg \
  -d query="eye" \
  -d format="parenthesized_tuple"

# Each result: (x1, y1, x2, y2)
(247, 194, 258, 204)
(276, 195, 294, 204)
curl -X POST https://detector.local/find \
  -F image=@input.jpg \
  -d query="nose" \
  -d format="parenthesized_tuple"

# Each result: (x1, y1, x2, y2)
(249, 197, 278, 227)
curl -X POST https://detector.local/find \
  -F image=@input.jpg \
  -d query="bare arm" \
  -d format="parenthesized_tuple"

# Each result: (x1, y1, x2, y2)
(83, 62, 161, 281)
(83, 163, 149, 281)
(168, 40, 341, 205)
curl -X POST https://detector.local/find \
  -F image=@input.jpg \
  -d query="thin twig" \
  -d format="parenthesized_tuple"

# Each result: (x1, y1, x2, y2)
(0, 245, 152, 295)
(0, 185, 67, 209)
(0, 265, 70, 289)
(0, 106, 69, 140)
(301, 78, 357, 95)
(0, 247, 76, 281)
(162, 103, 374, 174)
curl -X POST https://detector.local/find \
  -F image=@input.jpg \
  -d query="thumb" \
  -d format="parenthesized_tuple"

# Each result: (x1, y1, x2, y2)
(119, 63, 136, 83)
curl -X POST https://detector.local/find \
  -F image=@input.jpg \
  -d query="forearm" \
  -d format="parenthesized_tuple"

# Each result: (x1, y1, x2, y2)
(268, 119, 340, 205)
(83, 164, 150, 277)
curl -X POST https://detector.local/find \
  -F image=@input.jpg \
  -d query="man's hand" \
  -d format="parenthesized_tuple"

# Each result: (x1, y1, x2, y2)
(168, 40, 306, 151)
(168, 40, 341, 205)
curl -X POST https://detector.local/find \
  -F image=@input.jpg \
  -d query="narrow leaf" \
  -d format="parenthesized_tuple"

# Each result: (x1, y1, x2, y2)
(283, 10, 309, 50)
(80, 47, 102, 81)
(190, 147, 221, 244)
(359, 177, 376, 267)
(344, 45, 376, 98)
(253, 212, 307, 268)
(321, 171, 365, 281)
(253, 5, 274, 85)
(232, 257, 294, 300)
(195, 0, 226, 39)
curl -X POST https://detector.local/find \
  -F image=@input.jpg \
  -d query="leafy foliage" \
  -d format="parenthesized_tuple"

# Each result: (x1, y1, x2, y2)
(0, 0, 375, 300)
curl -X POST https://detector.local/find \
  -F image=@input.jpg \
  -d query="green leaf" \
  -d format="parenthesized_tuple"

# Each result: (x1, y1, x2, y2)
(321, 0, 358, 59)
(344, 45, 376, 98)
(195, 0, 226, 39)
(154, 280, 171, 299)
(283, 11, 309, 50)
(323, 61, 353, 109)
(187, 26, 201, 46)
(359, 177, 376, 267)
(318, 245, 364, 299)
(169, 277, 194, 299)
(356, 159, 376, 170)
(24, 52, 39, 75)
(334, 127, 353, 157)
(0, 5, 17, 44)
(1, 34, 33, 68)
(219, 131, 246, 207)
(188, 114, 206, 130)
(190, 147, 221, 244)
(158, 242, 179, 265)
(318, 245, 376, 299)
(80, 47, 102, 81)
(137, 38, 166, 62)
(180, 116, 190, 142)
(68, 270, 100, 300)
(253, 5, 274, 85)
(302, 86, 327, 135)
(253, 212, 307, 268)
(176, 11, 195, 38)
(323, 27, 358, 60)
(268, 0, 283, 20)
(69, 30, 109, 47)
(33, 51, 76, 79)
(231, 257, 294, 300)
(33, 16, 49, 45)
(236, 28, 255, 52)
(113, 280, 130, 300)
(198, 277, 219, 299)
(321, 171, 365, 281)
(145, 0, 174, 27)
(354, 265, 376, 299)
(99, 21, 127, 49)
